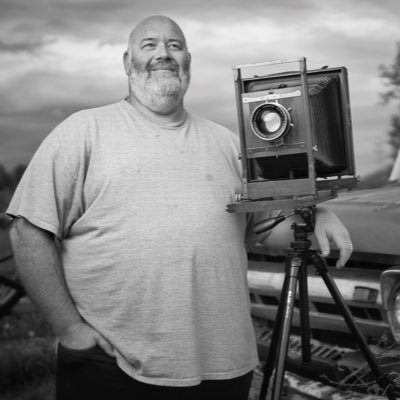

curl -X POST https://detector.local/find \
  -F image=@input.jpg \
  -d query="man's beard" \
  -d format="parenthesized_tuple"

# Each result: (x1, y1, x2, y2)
(128, 60, 190, 115)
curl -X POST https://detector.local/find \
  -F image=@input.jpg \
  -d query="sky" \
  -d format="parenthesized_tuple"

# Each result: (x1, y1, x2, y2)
(1, 0, 400, 177)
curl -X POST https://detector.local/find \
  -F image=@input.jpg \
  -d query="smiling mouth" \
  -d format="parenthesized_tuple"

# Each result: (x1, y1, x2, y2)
(149, 61, 179, 71)
(151, 66, 177, 71)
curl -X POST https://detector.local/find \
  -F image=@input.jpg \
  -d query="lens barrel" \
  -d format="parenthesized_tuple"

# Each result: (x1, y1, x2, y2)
(250, 102, 291, 141)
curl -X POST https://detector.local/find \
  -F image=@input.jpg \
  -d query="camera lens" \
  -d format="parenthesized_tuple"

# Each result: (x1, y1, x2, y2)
(259, 111, 281, 132)
(251, 103, 291, 141)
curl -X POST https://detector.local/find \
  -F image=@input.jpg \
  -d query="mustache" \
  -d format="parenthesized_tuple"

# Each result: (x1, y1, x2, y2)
(147, 60, 179, 72)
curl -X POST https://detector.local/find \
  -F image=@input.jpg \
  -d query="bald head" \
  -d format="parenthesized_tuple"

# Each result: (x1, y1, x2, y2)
(127, 16, 188, 53)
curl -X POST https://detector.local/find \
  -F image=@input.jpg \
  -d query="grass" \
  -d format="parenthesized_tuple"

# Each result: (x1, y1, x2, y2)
(1, 377, 55, 400)
(0, 310, 53, 341)
(0, 337, 56, 397)
(0, 309, 55, 400)
(0, 187, 56, 399)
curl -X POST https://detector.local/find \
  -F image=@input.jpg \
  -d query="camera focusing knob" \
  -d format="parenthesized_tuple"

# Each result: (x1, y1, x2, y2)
(235, 193, 244, 202)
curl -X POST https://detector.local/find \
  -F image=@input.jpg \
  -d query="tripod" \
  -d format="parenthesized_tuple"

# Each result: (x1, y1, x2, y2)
(255, 207, 396, 400)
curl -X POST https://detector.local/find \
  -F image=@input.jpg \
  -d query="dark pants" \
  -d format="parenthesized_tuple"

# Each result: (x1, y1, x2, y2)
(56, 344, 253, 400)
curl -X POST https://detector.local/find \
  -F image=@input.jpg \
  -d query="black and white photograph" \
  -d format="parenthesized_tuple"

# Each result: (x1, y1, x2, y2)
(1, 1, 400, 399)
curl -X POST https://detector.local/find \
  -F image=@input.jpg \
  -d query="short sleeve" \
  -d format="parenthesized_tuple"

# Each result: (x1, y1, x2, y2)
(6, 117, 86, 239)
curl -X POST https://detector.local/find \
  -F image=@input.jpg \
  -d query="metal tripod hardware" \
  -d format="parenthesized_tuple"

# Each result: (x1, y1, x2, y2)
(255, 207, 397, 400)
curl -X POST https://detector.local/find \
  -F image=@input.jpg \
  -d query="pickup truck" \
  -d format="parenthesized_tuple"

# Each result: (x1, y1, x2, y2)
(248, 181, 400, 398)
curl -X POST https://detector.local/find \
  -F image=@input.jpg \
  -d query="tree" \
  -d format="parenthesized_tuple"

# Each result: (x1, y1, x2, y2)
(387, 115, 400, 159)
(0, 164, 12, 190)
(11, 164, 26, 188)
(0, 163, 26, 191)
(379, 42, 400, 160)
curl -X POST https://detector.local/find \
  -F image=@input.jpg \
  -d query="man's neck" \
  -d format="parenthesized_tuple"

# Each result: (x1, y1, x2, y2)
(126, 94, 186, 125)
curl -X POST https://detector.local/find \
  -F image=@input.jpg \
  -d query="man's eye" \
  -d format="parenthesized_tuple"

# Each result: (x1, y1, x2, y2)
(168, 43, 181, 50)
(143, 43, 155, 49)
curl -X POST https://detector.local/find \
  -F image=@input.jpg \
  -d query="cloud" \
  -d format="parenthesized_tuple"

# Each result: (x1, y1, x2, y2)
(0, 37, 55, 54)
(0, 37, 127, 114)
(0, 0, 399, 175)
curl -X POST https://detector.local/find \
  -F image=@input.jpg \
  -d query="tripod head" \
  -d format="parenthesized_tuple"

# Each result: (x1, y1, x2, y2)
(253, 206, 317, 262)
(253, 206, 315, 236)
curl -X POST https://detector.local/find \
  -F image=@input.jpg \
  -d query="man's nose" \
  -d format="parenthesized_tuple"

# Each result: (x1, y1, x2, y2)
(154, 43, 171, 60)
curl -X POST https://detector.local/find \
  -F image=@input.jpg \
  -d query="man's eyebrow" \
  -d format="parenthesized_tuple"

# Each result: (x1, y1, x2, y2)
(139, 37, 183, 43)
(140, 37, 157, 43)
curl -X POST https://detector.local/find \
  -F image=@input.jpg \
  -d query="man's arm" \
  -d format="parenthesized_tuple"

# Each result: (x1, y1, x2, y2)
(9, 217, 114, 355)
(248, 207, 353, 269)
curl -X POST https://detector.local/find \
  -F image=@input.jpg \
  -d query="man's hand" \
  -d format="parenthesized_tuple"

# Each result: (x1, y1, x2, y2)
(58, 321, 115, 357)
(314, 207, 353, 268)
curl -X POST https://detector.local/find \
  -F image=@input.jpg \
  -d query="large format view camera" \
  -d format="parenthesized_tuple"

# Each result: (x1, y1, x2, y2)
(225, 59, 397, 400)
(228, 57, 357, 212)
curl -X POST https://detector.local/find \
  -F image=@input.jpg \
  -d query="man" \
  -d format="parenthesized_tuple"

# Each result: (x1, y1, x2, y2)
(7, 15, 352, 400)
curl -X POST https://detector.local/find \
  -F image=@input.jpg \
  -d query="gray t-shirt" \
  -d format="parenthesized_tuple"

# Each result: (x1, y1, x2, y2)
(7, 100, 258, 386)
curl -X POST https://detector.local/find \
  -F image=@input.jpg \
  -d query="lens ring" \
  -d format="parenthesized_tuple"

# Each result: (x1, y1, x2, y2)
(250, 102, 291, 141)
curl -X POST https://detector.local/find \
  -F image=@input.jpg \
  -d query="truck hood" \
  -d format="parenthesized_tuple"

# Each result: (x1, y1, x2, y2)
(247, 185, 400, 262)
(325, 185, 400, 258)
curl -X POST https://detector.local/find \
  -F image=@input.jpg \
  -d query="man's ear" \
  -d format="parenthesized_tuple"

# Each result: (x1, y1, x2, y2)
(123, 50, 131, 75)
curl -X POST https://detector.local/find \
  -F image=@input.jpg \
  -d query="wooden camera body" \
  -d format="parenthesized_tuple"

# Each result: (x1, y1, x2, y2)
(228, 57, 357, 213)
